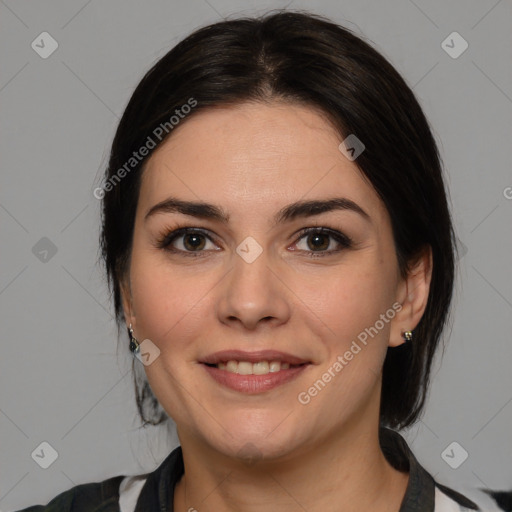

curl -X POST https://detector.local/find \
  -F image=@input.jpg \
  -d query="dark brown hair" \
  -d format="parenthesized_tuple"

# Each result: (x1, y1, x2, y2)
(99, 10, 457, 429)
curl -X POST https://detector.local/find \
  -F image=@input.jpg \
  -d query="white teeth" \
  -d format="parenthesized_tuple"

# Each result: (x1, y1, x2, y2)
(269, 361, 281, 373)
(217, 360, 294, 375)
(237, 361, 253, 375)
(253, 361, 269, 375)
(226, 360, 238, 373)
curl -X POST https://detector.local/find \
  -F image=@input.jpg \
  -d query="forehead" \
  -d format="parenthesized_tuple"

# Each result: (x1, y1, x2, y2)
(138, 102, 384, 221)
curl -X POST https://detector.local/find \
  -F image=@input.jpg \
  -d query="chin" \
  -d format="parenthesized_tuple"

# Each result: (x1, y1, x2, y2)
(202, 416, 310, 464)
(221, 436, 301, 465)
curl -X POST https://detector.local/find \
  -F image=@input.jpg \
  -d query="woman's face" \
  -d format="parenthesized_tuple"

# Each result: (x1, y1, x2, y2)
(122, 101, 421, 460)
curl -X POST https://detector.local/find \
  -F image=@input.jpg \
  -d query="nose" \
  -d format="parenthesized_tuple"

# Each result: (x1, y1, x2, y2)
(215, 247, 292, 331)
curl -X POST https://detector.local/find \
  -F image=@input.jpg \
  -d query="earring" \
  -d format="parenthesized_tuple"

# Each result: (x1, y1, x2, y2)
(402, 330, 413, 342)
(128, 323, 140, 354)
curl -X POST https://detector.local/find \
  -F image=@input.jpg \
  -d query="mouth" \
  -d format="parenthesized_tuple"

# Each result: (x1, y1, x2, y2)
(199, 350, 311, 393)
(204, 359, 302, 375)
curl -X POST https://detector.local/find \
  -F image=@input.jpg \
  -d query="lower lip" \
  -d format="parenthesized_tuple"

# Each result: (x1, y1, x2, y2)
(201, 364, 310, 393)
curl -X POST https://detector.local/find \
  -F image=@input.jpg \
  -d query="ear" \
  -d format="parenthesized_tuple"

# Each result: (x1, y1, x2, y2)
(389, 245, 433, 347)
(120, 274, 136, 330)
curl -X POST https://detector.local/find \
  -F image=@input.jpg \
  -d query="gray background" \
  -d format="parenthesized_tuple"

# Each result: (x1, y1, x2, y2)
(1, 0, 511, 510)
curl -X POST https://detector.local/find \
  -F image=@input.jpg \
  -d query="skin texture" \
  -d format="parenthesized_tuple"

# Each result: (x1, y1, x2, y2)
(121, 101, 432, 511)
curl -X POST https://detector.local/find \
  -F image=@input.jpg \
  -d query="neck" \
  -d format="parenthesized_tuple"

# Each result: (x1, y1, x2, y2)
(173, 395, 409, 512)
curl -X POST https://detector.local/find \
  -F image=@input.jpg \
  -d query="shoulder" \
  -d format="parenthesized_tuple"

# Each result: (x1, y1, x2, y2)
(13, 446, 183, 512)
(14, 474, 125, 512)
(379, 427, 506, 512)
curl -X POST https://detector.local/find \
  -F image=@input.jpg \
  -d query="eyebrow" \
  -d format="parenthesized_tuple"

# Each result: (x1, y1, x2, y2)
(144, 196, 371, 225)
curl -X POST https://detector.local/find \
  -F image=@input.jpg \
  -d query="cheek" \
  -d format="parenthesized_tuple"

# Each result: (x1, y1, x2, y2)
(129, 250, 208, 348)
(301, 261, 396, 344)
(295, 267, 395, 420)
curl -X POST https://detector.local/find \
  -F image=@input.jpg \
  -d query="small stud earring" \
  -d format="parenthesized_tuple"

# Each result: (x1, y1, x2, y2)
(402, 330, 413, 342)
(128, 323, 140, 354)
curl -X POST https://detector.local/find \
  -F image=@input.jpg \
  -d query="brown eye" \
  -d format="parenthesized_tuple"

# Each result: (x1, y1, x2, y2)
(305, 232, 330, 251)
(293, 227, 352, 257)
(156, 228, 219, 256)
(182, 233, 207, 251)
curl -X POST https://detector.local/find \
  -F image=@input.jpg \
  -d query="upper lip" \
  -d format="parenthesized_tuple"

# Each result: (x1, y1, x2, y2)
(200, 350, 310, 365)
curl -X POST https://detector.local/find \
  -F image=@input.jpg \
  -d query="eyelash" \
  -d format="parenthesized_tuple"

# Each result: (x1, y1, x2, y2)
(155, 225, 353, 259)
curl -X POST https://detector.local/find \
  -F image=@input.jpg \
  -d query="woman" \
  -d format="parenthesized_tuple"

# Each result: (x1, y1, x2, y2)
(18, 10, 501, 512)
